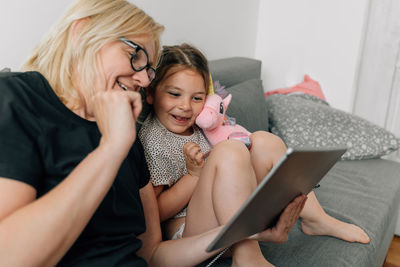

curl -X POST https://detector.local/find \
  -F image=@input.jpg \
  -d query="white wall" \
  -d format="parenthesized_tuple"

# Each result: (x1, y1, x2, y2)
(256, 0, 369, 112)
(0, 0, 73, 70)
(0, 0, 260, 69)
(132, 0, 260, 61)
(0, 0, 368, 112)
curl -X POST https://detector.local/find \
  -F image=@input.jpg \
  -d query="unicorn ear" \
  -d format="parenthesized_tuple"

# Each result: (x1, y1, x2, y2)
(222, 94, 232, 109)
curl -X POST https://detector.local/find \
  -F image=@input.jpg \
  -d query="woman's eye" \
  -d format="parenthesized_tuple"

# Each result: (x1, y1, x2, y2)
(130, 52, 139, 61)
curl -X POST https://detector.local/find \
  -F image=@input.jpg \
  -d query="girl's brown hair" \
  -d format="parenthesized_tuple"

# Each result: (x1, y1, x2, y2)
(148, 43, 210, 96)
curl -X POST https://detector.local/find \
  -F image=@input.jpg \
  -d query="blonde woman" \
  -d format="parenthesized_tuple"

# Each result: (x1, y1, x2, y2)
(0, 0, 306, 266)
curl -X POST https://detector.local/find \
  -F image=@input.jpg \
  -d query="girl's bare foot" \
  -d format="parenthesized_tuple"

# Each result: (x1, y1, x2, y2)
(301, 214, 370, 243)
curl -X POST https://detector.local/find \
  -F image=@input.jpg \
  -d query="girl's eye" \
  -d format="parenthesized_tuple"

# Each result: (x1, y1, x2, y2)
(193, 96, 204, 101)
(168, 92, 180, 97)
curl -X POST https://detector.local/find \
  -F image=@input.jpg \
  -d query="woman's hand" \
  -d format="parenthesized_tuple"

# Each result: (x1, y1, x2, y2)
(91, 90, 142, 157)
(250, 194, 307, 243)
(183, 142, 205, 178)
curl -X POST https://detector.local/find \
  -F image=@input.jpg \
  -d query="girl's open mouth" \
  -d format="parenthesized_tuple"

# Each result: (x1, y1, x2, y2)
(172, 115, 190, 123)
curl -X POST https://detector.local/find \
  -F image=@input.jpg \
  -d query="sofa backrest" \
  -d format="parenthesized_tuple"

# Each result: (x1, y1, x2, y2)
(209, 57, 261, 88)
(208, 57, 269, 133)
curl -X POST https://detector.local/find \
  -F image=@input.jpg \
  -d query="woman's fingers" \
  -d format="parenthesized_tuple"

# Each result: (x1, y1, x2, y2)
(274, 194, 307, 241)
(250, 194, 307, 243)
(126, 91, 143, 121)
(91, 90, 142, 155)
(279, 195, 306, 228)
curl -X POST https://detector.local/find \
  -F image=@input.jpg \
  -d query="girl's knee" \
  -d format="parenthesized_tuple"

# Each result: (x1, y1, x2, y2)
(211, 139, 250, 163)
(251, 131, 286, 153)
(210, 140, 257, 187)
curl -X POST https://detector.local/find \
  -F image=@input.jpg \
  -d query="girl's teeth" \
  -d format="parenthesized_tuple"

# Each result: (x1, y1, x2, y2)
(176, 116, 187, 121)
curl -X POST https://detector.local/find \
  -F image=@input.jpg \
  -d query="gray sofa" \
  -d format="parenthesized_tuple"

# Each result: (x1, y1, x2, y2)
(201, 57, 400, 266)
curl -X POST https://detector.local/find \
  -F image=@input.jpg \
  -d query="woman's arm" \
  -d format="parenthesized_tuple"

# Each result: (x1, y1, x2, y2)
(0, 143, 126, 267)
(0, 90, 142, 267)
(138, 182, 224, 267)
(138, 183, 307, 267)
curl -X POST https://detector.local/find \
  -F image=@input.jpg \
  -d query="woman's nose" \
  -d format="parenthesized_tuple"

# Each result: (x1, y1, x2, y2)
(132, 68, 151, 87)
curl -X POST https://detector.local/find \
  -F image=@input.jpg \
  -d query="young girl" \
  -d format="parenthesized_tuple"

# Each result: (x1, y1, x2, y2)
(139, 44, 370, 266)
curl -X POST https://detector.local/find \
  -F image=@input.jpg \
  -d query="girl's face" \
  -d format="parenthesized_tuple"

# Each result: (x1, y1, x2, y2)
(95, 34, 155, 93)
(148, 68, 207, 136)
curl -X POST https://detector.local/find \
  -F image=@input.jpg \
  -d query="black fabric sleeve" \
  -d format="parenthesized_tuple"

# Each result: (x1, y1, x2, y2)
(0, 77, 43, 188)
(133, 139, 150, 188)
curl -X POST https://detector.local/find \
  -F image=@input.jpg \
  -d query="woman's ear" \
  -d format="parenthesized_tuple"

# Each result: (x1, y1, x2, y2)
(70, 17, 90, 42)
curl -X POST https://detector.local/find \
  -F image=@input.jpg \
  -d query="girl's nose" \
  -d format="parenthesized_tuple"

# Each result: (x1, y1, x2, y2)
(178, 99, 191, 111)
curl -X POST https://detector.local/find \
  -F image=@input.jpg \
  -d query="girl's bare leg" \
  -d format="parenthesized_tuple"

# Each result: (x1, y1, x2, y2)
(299, 192, 370, 243)
(183, 140, 273, 267)
(249, 131, 370, 244)
(248, 131, 287, 184)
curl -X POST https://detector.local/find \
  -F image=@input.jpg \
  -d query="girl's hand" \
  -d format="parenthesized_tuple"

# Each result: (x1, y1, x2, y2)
(91, 90, 142, 157)
(183, 142, 205, 178)
(250, 194, 307, 243)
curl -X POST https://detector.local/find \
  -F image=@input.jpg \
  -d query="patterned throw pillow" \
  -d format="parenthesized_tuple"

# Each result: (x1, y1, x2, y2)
(266, 94, 400, 160)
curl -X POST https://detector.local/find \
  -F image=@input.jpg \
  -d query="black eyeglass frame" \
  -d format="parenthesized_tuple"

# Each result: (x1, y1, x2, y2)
(118, 37, 156, 81)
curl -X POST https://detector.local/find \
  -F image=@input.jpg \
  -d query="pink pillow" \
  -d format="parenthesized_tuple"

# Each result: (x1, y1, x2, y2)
(264, 75, 326, 101)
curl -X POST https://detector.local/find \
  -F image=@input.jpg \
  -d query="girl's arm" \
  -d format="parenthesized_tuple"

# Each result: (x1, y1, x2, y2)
(154, 142, 205, 222)
(154, 173, 199, 221)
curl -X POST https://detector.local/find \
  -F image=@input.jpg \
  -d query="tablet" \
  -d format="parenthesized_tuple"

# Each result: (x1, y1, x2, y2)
(206, 146, 346, 252)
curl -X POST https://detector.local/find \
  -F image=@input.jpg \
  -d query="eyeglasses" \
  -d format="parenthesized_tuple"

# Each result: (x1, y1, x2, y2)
(119, 37, 156, 82)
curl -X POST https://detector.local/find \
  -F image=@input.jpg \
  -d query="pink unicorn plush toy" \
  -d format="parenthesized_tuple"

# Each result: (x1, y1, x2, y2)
(195, 93, 251, 147)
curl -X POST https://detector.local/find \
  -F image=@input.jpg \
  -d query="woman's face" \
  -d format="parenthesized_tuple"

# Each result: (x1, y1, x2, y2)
(95, 34, 155, 93)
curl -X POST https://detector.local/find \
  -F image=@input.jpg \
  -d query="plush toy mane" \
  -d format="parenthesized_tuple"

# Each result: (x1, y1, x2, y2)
(196, 93, 250, 146)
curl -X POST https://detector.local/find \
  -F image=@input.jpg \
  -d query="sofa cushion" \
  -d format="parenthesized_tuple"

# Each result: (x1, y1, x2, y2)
(266, 94, 400, 160)
(226, 79, 269, 133)
(260, 158, 400, 266)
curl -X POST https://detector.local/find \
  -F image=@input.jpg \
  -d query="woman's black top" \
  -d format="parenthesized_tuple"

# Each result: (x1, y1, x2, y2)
(0, 71, 150, 266)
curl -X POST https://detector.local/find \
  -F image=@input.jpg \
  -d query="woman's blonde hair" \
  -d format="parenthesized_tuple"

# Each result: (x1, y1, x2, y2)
(21, 0, 164, 109)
